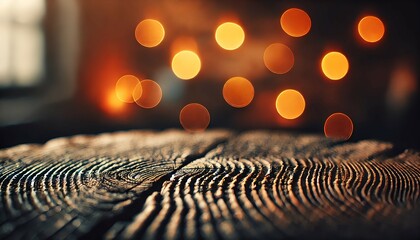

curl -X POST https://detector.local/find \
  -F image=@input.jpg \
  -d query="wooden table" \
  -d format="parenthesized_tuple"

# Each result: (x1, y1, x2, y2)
(0, 130, 419, 239)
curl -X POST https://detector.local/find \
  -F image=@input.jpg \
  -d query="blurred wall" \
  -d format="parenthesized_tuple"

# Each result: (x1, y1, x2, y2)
(0, 0, 419, 148)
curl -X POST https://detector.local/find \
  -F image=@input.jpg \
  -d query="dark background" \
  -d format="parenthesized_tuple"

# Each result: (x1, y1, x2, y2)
(0, 0, 419, 149)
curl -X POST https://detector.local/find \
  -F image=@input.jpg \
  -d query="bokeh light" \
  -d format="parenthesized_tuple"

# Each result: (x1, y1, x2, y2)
(280, 8, 311, 37)
(357, 16, 385, 43)
(171, 50, 201, 80)
(324, 113, 354, 140)
(135, 19, 165, 48)
(132, 82, 143, 102)
(115, 75, 140, 103)
(134, 79, 162, 108)
(101, 91, 126, 117)
(215, 22, 245, 50)
(179, 103, 210, 132)
(263, 43, 294, 74)
(223, 77, 254, 108)
(321, 51, 349, 80)
(275, 89, 305, 119)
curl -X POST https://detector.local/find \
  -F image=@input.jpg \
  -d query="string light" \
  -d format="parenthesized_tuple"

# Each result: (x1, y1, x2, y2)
(280, 8, 311, 37)
(215, 22, 245, 50)
(324, 113, 354, 140)
(135, 19, 165, 48)
(179, 103, 210, 132)
(358, 16, 385, 43)
(171, 50, 201, 80)
(134, 80, 162, 108)
(276, 89, 306, 120)
(321, 51, 349, 80)
(264, 43, 294, 74)
(115, 75, 140, 103)
(223, 77, 254, 108)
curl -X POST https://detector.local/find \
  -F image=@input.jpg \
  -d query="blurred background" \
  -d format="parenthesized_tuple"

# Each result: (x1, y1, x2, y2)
(0, 0, 419, 149)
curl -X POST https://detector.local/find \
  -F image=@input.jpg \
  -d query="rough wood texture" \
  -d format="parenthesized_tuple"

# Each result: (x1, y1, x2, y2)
(0, 130, 419, 239)
(0, 130, 230, 239)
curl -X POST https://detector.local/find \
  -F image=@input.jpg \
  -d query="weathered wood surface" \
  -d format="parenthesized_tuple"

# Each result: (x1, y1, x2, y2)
(0, 130, 419, 239)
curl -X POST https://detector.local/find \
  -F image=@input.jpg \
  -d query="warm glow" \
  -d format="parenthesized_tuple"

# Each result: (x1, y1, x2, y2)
(135, 19, 165, 48)
(324, 113, 354, 140)
(135, 79, 162, 108)
(358, 16, 385, 43)
(215, 22, 245, 50)
(179, 103, 210, 132)
(275, 89, 305, 119)
(280, 8, 311, 37)
(103, 91, 125, 115)
(170, 37, 198, 56)
(263, 43, 294, 74)
(171, 50, 201, 80)
(321, 52, 349, 80)
(223, 77, 254, 108)
(115, 75, 140, 103)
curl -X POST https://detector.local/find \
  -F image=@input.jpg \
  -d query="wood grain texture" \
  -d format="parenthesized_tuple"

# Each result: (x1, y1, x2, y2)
(0, 130, 419, 239)
(0, 130, 230, 239)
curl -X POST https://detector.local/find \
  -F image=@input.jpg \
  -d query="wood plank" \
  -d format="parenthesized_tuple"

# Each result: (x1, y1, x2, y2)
(1, 130, 419, 239)
(0, 130, 230, 239)
(114, 131, 420, 240)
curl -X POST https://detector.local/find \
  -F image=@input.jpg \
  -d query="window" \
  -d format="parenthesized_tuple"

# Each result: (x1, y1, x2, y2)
(0, 0, 45, 87)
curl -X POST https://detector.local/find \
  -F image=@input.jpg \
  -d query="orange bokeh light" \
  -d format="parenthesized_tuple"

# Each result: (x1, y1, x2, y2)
(132, 82, 143, 102)
(280, 8, 311, 37)
(275, 89, 305, 120)
(179, 103, 210, 132)
(321, 51, 349, 80)
(102, 91, 126, 116)
(134, 80, 162, 108)
(223, 77, 254, 108)
(215, 22, 245, 50)
(135, 19, 165, 48)
(358, 16, 385, 43)
(324, 113, 354, 140)
(171, 50, 201, 80)
(263, 43, 294, 74)
(115, 75, 140, 103)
